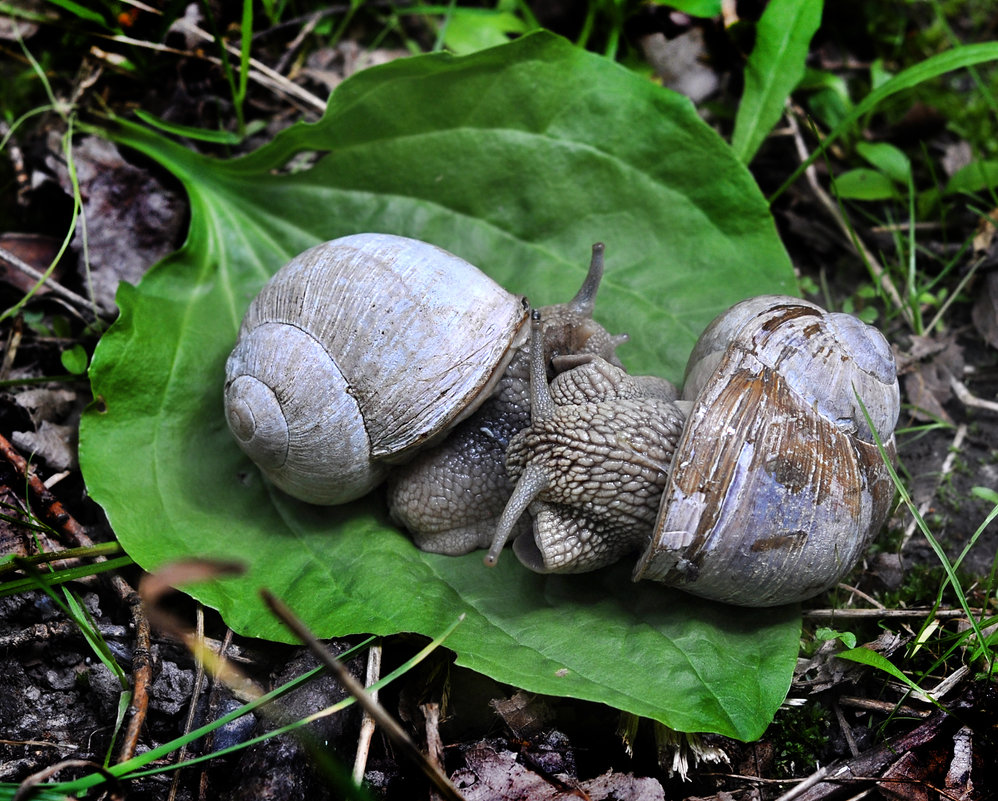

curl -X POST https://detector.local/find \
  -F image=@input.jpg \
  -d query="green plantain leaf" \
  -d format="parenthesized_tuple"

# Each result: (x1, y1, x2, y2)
(80, 32, 799, 740)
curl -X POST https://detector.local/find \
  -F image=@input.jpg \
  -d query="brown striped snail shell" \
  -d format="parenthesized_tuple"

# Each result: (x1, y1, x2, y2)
(633, 296, 900, 606)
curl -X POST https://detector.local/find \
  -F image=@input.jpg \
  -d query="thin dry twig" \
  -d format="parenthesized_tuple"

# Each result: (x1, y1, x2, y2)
(262, 590, 466, 801)
(803, 607, 981, 619)
(105, 24, 326, 113)
(837, 696, 931, 719)
(833, 701, 860, 758)
(949, 375, 998, 414)
(774, 765, 830, 801)
(169, 605, 208, 801)
(788, 709, 956, 801)
(0, 431, 153, 765)
(14, 760, 118, 801)
(784, 106, 914, 329)
(352, 641, 383, 784)
(111, 0, 327, 112)
(0, 314, 24, 380)
(115, 585, 153, 767)
(0, 245, 98, 319)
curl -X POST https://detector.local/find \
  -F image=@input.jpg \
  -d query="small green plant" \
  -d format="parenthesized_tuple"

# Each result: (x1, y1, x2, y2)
(0, 623, 457, 799)
(769, 702, 831, 777)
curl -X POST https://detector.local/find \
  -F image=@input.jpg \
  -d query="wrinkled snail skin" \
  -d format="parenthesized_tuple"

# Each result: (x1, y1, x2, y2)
(386, 244, 633, 556)
(493, 297, 900, 608)
(223, 233, 529, 505)
(485, 310, 685, 573)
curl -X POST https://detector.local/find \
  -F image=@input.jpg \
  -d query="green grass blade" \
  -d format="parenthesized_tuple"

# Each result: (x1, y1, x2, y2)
(0, 555, 134, 597)
(771, 42, 998, 202)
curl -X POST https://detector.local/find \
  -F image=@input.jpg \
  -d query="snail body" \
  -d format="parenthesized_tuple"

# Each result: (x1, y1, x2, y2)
(490, 297, 899, 607)
(225, 234, 625, 526)
(386, 244, 630, 555)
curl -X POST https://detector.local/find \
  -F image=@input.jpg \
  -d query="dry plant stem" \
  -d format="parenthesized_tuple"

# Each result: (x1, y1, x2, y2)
(833, 701, 860, 758)
(804, 607, 980, 619)
(262, 590, 466, 801)
(918, 665, 970, 705)
(169, 605, 208, 801)
(835, 583, 883, 609)
(107, 25, 326, 113)
(900, 423, 967, 554)
(139, 564, 265, 704)
(949, 375, 998, 414)
(0, 245, 98, 318)
(0, 430, 153, 764)
(1, 314, 23, 380)
(0, 739, 78, 750)
(774, 766, 830, 801)
(352, 641, 383, 784)
(788, 709, 955, 801)
(273, 9, 322, 75)
(838, 696, 931, 719)
(785, 107, 912, 328)
(116, 588, 153, 766)
(422, 702, 446, 774)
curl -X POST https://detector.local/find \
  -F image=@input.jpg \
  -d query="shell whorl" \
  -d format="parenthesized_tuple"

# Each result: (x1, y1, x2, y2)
(224, 233, 528, 505)
(224, 322, 385, 504)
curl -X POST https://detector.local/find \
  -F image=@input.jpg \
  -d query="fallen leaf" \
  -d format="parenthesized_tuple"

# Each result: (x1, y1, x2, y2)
(11, 420, 78, 472)
(899, 333, 965, 422)
(49, 136, 185, 313)
(971, 270, 998, 350)
(640, 28, 720, 103)
(0, 233, 62, 296)
(971, 208, 998, 257)
(452, 743, 665, 801)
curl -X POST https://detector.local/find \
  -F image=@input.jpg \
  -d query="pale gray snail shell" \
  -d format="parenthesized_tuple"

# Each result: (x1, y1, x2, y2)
(223, 233, 528, 504)
(632, 296, 900, 606)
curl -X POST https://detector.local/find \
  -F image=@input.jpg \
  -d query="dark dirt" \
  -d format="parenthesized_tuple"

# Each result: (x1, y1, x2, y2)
(2, 5, 997, 801)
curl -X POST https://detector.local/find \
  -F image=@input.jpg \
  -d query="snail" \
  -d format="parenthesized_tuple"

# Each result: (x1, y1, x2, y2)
(487, 297, 900, 607)
(224, 233, 625, 513)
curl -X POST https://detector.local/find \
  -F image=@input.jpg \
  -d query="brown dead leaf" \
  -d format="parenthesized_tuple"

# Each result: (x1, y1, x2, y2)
(11, 420, 77, 472)
(491, 691, 552, 740)
(8, 388, 83, 471)
(971, 270, 998, 351)
(898, 332, 965, 423)
(452, 743, 665, 801)
(972, 209, 998, 257)
(49, 135, 185, 313)
(877, 750, 934, 801)
(0, 233, 63, 296)
(794, 630, 907, 695)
